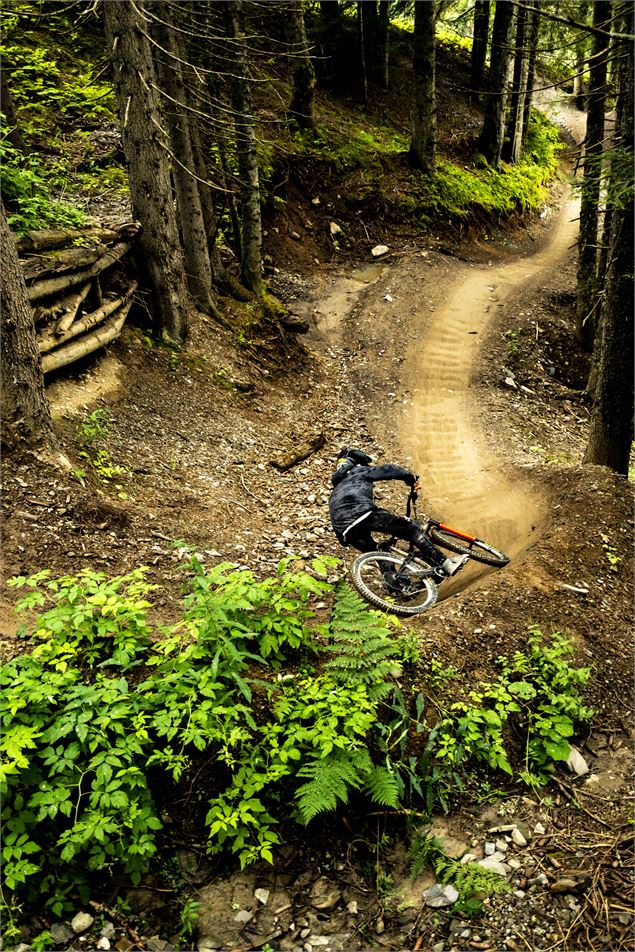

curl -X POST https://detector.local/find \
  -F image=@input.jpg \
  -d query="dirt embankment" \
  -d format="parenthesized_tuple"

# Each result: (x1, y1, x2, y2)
(1, 112, 633, 952)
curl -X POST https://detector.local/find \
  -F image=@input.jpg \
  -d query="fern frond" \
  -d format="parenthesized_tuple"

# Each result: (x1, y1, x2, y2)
(325, 583, 402, 691)
(364, 764, 403, 808)
(295, 749, 372, 823)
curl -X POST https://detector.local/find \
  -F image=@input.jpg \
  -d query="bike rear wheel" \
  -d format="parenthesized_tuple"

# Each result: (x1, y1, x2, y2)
(350, 552, 438, 616)
(428, 524, 510, 567)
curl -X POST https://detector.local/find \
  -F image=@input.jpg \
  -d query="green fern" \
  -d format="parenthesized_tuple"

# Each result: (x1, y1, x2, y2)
(295, 749, 372, 822)
(325, 584, 403, 698)
(364, 764, 403, 807)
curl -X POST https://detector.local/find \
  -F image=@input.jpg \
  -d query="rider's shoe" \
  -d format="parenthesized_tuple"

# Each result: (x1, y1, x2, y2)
(439, 555, 469, 577)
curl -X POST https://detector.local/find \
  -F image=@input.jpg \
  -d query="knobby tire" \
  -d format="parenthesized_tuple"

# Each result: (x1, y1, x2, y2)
(350, 551, 438, 616)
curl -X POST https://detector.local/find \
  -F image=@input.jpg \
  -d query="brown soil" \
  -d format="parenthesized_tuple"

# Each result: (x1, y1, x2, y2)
(2, 168, 633, 952)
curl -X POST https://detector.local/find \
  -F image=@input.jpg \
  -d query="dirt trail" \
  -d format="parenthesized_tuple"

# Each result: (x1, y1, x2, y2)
(398, 194, 580, 560)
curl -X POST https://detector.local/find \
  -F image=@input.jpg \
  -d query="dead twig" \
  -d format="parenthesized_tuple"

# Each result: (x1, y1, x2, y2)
(88, 899, 145, 949)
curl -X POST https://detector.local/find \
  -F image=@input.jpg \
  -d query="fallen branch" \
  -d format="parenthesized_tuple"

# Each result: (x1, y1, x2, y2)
(42, 300, 132, 374)
(270, 432, 326, 471)
(28, 241, 132, 302)
(88, 900, 145, 950)
(33, 283, 91, 327)
(22, 244, 107, 281)
(17, 227, 119, 254)
(56, 284, 93, 333)
(38, 281, 137, 353)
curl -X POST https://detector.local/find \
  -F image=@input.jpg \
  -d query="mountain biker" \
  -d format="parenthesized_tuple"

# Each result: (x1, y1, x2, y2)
(329, 447, 468, 578)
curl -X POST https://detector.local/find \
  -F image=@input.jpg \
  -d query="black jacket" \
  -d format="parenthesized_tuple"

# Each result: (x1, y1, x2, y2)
(329, 461, 416, 536)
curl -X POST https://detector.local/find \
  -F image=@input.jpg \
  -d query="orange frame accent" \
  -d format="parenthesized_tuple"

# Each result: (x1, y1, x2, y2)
(438, 522, 477, 543)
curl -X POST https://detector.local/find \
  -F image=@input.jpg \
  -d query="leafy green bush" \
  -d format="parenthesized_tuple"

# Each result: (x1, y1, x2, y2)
(409, 833, 511, 917)
(0, 138, 88, 233)
(432, 627, 592, 789)
(1, 563, 417, 913)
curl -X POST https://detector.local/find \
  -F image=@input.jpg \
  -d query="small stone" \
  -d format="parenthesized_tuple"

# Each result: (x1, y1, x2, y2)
(567, 746, 589, 776)
(309, 878, 341, 910)
(477, 858, 509, 877)
(511, 828, 527, 847)
(371, 244, 390, 257)
(461, 853, 478, 864)
(495, 839, 508, 852)
(100, 923, 116, 940)
(233, 910, 253, 924)
(432, 943, 445, 952)
(514, 890, 526, 899)
(534, 822, 546, 835)
(145, 939, 166, 952)
(255, 888, 270, 905)
(507, 858, 522, 870)
(484, 842, 496, 856)
(97, 940, 111, 951)
(329, 221, 342, 236)
(71, 912, 95, 934)
(346, 900, 358, 914)
(50, 924, 75, 944)
(424, 884, 459, 907)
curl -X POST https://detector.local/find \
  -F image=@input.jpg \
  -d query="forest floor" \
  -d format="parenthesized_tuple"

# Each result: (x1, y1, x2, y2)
(2, 108, 634, 952)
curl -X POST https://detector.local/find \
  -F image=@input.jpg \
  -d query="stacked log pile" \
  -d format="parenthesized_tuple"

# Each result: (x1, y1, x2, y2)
(18, 222, 140, 374)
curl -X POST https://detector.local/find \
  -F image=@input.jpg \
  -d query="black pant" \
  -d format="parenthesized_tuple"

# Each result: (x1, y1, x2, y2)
(345, 508, 446, 568)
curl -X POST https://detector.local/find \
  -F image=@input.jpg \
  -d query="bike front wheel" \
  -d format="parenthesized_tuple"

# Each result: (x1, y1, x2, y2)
(350, 552, 438, 616)
(428, 524, 510, 567)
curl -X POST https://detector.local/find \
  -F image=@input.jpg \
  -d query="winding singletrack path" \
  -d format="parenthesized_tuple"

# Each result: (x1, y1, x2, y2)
(399, 194, 580, 560)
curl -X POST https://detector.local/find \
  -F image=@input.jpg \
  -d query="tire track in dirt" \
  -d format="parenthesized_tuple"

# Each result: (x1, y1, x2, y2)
(400, 193, 580, 561)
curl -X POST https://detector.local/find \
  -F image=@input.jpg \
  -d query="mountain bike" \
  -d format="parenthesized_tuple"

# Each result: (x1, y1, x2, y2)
(349, 491, 510, 616)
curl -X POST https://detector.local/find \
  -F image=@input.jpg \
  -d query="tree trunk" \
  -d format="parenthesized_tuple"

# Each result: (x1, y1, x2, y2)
(575, 0, 611, 353)
(225, 0, 262, 295)
(288, 1, 316, 130)
(103, 0, 192, 344)
(584, 17, 633, 475)
(478, 0, 515, 169)
(150, 3, 216, 315)
(409, 0, 436, 175)
(356, 2, 368, 105)
(503, 2, 527, 162)
(376, 1, 390, 90)
(361, 0, 380, 87)
(522, 1, 541, 144)
(0, 68, 28, 154)
(318, 0, 342, 87)
(470, 0, 490, 99)
(0, 204, 53, 451)
(573, 1, 590, 110)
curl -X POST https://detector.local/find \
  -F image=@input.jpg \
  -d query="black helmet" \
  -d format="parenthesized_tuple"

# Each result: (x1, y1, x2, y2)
(337, 447, 373, 466)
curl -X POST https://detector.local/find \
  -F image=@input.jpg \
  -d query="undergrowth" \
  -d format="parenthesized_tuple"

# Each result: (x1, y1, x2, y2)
(2, 562, 593, 927)
(408, 833, 511, 917)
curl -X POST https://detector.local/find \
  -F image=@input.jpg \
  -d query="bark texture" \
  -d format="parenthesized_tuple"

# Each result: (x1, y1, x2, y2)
(0, 68, 28, 153)
(150, 3, 216, 314)
(522, 1, 541, 144)
(0, 205, 53, 451)
(584, 19, 634, 475)
(288, 1, 316, 130)
(478, 0, 515, 168)
(226, 0, 262, 295)
(503, 3, 528, 162)
(409, 0, 436, 174)
(576, 0, 612, 353)
(103, 0, 192, 343)
(470, 0, 490, 98)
